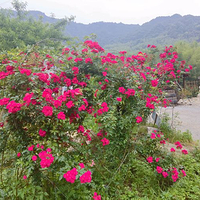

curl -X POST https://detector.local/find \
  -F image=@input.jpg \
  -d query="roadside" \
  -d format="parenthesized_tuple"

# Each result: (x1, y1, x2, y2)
(158, 94, 200, 141)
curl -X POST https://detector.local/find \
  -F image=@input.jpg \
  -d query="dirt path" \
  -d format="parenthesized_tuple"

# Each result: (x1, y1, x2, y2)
(158, 94, 200, 141)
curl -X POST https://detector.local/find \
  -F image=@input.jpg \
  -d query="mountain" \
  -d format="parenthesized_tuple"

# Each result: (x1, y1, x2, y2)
(27, 11, 140, 47)
(64, 21, 140, 46)
(119, 14, 200, 50)
(14, 10, 200, 51)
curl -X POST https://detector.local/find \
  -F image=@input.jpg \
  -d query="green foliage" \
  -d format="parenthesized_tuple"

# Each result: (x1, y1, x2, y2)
(11, 0, 27, 19)
(0, 42, 195, 199)
(159, 153, 200, 200)
(178, 87, 199, 99)
(4, 8, 200, 55)
(175, 41, 200, 79)
(0, 8, 71, 51)
(64, 14, 200, 53)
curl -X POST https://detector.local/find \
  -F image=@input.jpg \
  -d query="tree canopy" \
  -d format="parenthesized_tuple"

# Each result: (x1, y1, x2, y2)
(175, 41, 200, 79)
(0, 1, 73, 51)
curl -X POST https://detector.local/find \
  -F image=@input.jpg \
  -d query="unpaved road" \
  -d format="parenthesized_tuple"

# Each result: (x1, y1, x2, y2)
(158, 94, 200, 141)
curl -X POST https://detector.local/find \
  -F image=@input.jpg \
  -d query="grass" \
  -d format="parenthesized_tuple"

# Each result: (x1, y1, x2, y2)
(1, 112, 200, 199)
(147, 113, 194, 144)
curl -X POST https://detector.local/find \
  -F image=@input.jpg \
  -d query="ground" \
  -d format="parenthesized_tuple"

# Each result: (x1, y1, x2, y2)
(159, 94, 200, 141)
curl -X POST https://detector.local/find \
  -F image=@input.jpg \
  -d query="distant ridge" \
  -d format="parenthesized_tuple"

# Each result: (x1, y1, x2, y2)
(9, 10, 200, 51)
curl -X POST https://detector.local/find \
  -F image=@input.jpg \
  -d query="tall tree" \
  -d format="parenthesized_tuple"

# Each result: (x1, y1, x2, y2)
(0, 2, 73, 51)
(11, 0, 27, 19)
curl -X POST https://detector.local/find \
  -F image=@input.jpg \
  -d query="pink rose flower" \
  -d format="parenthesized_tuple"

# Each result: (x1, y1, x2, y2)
(136, 116, 142, 123)
(147, 157, 153, 163)
(32, 155, 37, 161)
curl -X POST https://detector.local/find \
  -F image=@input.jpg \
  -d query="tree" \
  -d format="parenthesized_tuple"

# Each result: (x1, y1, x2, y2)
(0, 7, 73, 51)
(175, 41, 200, 79)
(11, 0, 27, 19)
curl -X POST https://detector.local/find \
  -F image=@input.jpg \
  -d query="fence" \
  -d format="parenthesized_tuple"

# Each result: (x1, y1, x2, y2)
(184, 80, 200, 89)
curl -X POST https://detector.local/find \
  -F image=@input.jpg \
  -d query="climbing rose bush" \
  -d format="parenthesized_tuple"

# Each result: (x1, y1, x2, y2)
(0, 41, 191, 199)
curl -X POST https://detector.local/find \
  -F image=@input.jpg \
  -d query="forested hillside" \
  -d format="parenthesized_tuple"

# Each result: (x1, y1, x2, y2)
(26, 11, 200, 52)
(1, 8, 200, 78)
(3, 9, 200, 52)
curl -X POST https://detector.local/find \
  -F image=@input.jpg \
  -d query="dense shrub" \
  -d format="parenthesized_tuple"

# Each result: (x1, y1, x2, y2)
(0, 42, 193, 199)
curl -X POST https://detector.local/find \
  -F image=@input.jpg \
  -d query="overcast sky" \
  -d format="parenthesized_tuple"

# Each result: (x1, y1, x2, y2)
(1, 0, 200, 24)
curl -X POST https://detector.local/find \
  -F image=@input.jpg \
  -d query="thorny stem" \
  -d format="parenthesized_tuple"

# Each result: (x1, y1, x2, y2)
(0, 151, 4, 185)
(107, 151, 130, 187)
(16, 166, 19, 198)
(19, 38, 65, 66)
(42, 174, 67, 199)
(106, 133, 132, 187)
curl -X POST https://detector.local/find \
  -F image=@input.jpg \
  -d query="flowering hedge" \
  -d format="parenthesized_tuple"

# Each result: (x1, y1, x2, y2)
(0, 42, 192, 199)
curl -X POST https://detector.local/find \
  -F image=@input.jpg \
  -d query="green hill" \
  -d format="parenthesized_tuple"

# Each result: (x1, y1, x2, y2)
(3, 9, 200, 52)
